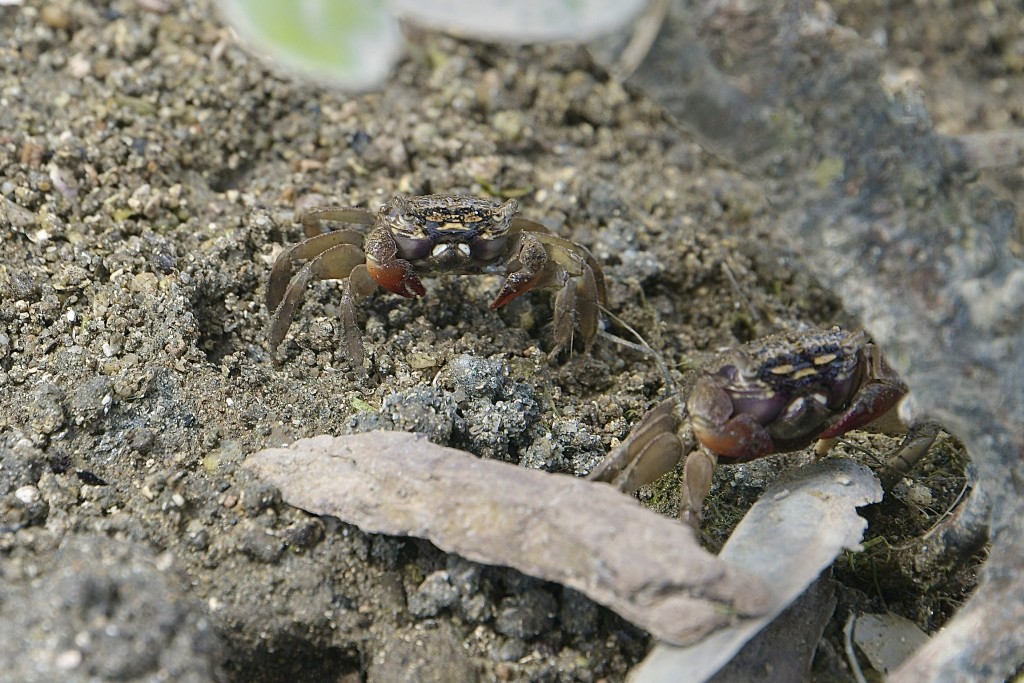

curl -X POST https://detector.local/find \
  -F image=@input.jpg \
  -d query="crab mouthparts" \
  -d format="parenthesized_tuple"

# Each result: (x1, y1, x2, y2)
(431, 243, 472, 258)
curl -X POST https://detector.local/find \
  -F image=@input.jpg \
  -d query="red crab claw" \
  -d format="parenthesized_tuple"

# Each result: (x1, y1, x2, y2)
(366, 258, 426, 299)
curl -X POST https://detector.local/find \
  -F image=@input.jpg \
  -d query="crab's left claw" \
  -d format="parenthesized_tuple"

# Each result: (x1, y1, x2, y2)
(818, 380, 908, 441)
(491, 233, 552, 309)
(493, 230, 605, 356)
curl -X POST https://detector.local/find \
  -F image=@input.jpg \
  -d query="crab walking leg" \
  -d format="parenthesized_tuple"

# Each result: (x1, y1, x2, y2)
(267, 230, 365, 312)
(493, 230, 607, 354)
(548, 275, 577, 359)
(589, 398, 712, 531)
(576, 264, 600, 351)
(588, 398, 686, 494)
(531, 232, 608, 306)
(680, 448, 719, 530)
(268, 244, 367, 352)
(879, 421, 942, 488)
(336, 264, 379, 366)
(540, 238, 604, 352)
(300, 206, 376, 238)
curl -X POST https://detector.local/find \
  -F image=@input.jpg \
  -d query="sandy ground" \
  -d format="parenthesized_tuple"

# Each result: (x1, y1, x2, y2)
(3, 0, 1014, 680)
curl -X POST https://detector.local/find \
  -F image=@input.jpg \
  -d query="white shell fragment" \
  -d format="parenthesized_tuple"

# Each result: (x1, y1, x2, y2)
(854, 612, 931, 675)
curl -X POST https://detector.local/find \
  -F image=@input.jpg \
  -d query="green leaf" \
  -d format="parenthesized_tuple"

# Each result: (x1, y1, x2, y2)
(216, 0, 402, 91)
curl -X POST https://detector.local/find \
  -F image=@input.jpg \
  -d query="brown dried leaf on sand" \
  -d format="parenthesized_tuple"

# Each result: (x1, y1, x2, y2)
(245, 430, 772, 646)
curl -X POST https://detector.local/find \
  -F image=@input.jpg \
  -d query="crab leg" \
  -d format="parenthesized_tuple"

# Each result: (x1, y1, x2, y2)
(588, 398, 685, 493)
(680, 448, 718, 530)
(300, 206, 376, 238)
(510, 218, 608, 304)
(532, 235, 605, 352)
(267, 230, 364, 312)
(588, 398, 711, 531)
(576, 263, 600, 351)
(534, 233, 607, 305)
(549, 275, 577, 359)
(336, 264, 379, 365)
(268, 243, 367, 352)
(879, 421, 942, 487)
(492, 231, 606, 354)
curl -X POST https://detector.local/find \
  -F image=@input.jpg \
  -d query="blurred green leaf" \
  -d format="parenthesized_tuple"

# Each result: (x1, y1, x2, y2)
(216, 0, 402, 90)
(217, 0, 648, 91)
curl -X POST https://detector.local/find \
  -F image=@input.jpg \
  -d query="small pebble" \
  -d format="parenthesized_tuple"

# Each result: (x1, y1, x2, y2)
(40, 5, 71, 30)
(54, 649, 82, 671)
(14, 485, 39, 504)
(907, 482, 934, 507)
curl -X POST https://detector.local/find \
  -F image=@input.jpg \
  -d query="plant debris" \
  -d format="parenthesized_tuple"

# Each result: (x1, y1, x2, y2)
(631, 458, 882, 682)
(245, 430, 773, 646)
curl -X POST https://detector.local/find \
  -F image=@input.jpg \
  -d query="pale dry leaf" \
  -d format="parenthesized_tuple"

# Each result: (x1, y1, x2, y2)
(388, 0, 648, 43)
(631, 458, 883, 682)
(245, 430, 773, 646)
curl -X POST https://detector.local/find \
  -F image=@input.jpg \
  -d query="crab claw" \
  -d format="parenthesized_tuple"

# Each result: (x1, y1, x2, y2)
(817, 380, 907, 440)
(490, 234, 551, 309)
(366, 258, 426, 298)
(687, 378, 774, 462)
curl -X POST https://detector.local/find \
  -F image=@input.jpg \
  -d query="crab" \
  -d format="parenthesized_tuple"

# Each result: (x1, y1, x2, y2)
(266, 194, 606, 364)
(590, 327, 939, 527)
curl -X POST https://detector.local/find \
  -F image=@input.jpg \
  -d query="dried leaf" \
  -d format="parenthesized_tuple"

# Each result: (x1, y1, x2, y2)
(631, 458, 883, 682)
(245, 431, 773, 646)
(708, 575, 837, 683)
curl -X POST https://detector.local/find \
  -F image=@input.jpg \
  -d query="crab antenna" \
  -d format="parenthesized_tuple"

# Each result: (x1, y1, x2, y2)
(598, 306, 679, 399)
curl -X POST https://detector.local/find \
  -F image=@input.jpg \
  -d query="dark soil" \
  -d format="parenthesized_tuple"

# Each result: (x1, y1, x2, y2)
(1, 1, 1006, 680)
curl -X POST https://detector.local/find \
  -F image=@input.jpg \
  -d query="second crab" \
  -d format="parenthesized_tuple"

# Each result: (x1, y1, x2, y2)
(590, 327, 940, 527)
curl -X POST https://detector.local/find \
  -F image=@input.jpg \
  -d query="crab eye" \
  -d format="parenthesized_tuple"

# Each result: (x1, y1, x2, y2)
(496, 198, 519, 222)
(382, 196, 420, 232)
(383, 195, 409, 217)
